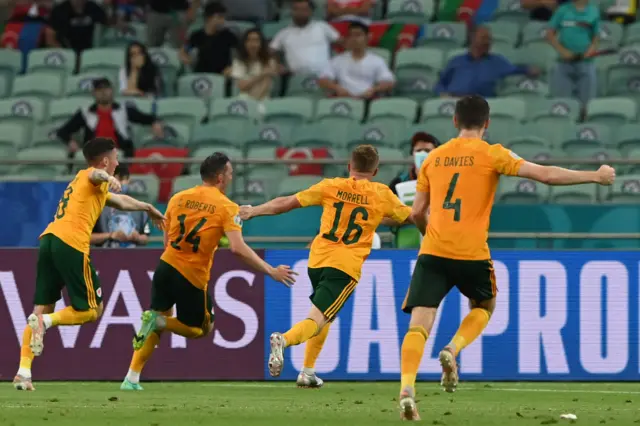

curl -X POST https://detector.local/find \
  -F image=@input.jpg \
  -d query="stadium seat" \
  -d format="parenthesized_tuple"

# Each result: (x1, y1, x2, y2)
(156, 97, 207, 127)
(277, 175, 323, 196)
(121, 97, 155, 115)
(0, 97, 48, 124)
(492, 0, 529, 25)
(227, 20, 257, 37)
(373, 147, 405, 184)
(529, 97, 581, 124)
(387, 0, 435, 23)
(244, 159, 290, 198)
(496, 177, 548, 204)
(0, 144, 17, 175)
(483, 121, 521, 145)
(521, 21, 548, 46)
(190, 145, 243, 174)
(561, 123, 611, 155)
(417, 22, 466, 50)
(246, 122, 295, 148)
(421, 98, 457, 121)
(598, 21, 624, 51)
(505, 144, 554, 161)
(148, 47, 181, 96)
(625, 147, 640, 174)
(286, 74, 323, 98)
(0, 49, 22, 79)
(368, 97, 418, 125)
(100, 23, 147, 47)
(191, 121, 256, 149)
(549, 184, 598, 204)
(586, 97, 637, 128)
(139, 121, 191, 148)
(80, 48, 123, 74)
(395, 226, 421, 248)
(498, 75, 549, 98)
(0, 122, 30, 150)
(27, 48, 75, 77)
(346, 121, 404, 149)
(291, 121, 350, 149)
(315, 98, 364, 122)
(262, 21, 289, 40)
(264, 97, 314, 127)
(444, 47, 467, 63)
(488, 97, 526, 122)
(624, 21, 640, 45)
(606, 174, 640, 203)
(30, 124, 63, 148)
(516, 43, 558, 71)
(605, 63, 640, 96)
(171, 175, 201, 196)
(210, 97, 261, 122)
(13, 146, 68, 177)
(394, 47, 443, 101)
(0, 73, 11, 99)
(486, 22, 520, 47)
(177, 73, 226, 99)
(65, 72, 118, 97)
(369, 47, 392, 66)
(520, 121, 574, 149)
(11, 73, 64, 99)
(48, 98, 88, 124)
(128, 174, 160, 204)
(394, 69, 436, 102)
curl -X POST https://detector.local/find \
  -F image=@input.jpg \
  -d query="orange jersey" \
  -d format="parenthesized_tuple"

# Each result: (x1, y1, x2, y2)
(297, 177, 411, 281)
(41, 168, 110, 254)
(161, 185, 242, 290)
(417, 138, 524, 260)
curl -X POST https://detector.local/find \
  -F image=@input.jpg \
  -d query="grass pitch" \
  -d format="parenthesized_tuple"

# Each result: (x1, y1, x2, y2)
(1, 382, 638, 426)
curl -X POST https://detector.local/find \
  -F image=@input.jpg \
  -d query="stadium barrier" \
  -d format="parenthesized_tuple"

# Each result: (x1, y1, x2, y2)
(1, 248, 639, 381)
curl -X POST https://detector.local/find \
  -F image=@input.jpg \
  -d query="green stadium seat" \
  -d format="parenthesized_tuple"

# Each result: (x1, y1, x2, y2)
(315, 98, 364, 122)
(11, 73, 64, 99)
(177, 73, 226, 99)
(373, 147, 405, 184)
(421, 98, 457, 121)
(506, 144, 554, 161)
(292, 121, 350, 149)
(624, 21, 640, 45)
(229, 190, 268, 206)
(264, 97, 314, 127)
(606, 63, 640, 96)
(120, 97, 155, 114)
(80, 48, 123, 73)
(346, 121, 404, 149)
(48, 98, 89, 123)
(492, 0, 529, 25)
(484, 121, 523, 145)
(394, 47, 442, 101)
(549, 184, 598, 204)
(606, 174, 640, 203)
(564, 146, 619, 172)
(515, 43, 558, 70)
(0, 97, 47, 124)
(598, 21, 624, 50)
(369, 47, 392, 66)
(100, 23, 147, 47)
(13, 146, 68, 177)
(262, 21, 288, 40)
(614, 123, 640, 155)
(171, 175, 201, 196)
(0, 49, 22, 78)
(27, 48, 75, 77)
(417, 22, 466, 50)
(227, 21, 257, 36)
(0, 144, 17, 175)
(192, 121, 256, 149)
(277, 175, 323, 196)
(245, 165, 289, 199)
(625, 147, 640, 174)
(368, 97, 418, 125)
(148, 47, 180, 96)
(520, 121, 574, 149)
(190, 145, 243, 174)
(128, 174, 160, 203)
(247, 122, 295, 148)
(0, 73, 11, 99)
(0, 122, 30, 150)
(387, 0, 435, 23)
(157, 97, 207, 127)
(497, 177, 548, 204)
(210, 97, 261, 122)
(486, 22, 520, 47)
(444, 47, 467, 63)
(521, 21, 548, 46)
(529, 97, 581, 124)
(498, 75, 548, 98)
(286, 74, 323, 98)
(561, 123, 611, 155)
(65, 72, 118, 97)
(586, 97, 637, 128)
(31, 124, 63, 148)
(394, 69, 436, 102)
(488, 97, 526, 122)
(138, 120, 191, 147)
(395, 226, 421, 248)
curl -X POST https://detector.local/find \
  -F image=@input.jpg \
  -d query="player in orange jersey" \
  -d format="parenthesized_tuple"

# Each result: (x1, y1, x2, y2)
(240, 145, 424, 388)
(13, 138, 166, 391)
(397, 95, 616, 420)
(120, 152, 297, 390)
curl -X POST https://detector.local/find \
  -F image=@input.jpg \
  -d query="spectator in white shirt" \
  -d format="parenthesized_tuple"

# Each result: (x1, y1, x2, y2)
(232, 28, 278, 102)
(270, 0, 340, 76)
(319, 22, 395, 99)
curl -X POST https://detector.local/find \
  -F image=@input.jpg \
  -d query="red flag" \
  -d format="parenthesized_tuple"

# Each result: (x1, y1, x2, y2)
(275, 147, 331, 176)
(130, 147, 188, 202)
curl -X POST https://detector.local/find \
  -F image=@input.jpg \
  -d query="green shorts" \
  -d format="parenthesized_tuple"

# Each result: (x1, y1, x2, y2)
(150, 260, 214, 329)
(34, 233, 102, 311)
(308, 267, 357, 320)
(402, 254, 497, 313)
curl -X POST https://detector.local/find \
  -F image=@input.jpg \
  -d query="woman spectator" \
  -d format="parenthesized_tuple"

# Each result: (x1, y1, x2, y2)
(231, 28, 277, 102)
(119, 41, 162, 97)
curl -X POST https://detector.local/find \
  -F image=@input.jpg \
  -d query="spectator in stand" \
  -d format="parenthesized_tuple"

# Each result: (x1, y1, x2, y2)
(0, 0, 57, 50)
(180, 2, 237, 76)
(119, 41, 163, 97)
(91, 164, 150, 248)
(434, 26, 540, 98)
(388, 132, 440, 195)
(232, 28, 278, 102)
(270, 0, 340, 76)
(49, 0, 108, 54)
(318, 22, 394, 99)
(56, 78, 164, 158)
(147, 0, 200, 48)
(521, 0, 567, 21)
(327, 0, 374, 24)
(546, 0, 600, 112)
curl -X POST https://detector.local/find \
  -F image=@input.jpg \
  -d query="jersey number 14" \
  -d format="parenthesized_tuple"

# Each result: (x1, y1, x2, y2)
(171, 214, 207, 253)
(443, 173, 462, 222)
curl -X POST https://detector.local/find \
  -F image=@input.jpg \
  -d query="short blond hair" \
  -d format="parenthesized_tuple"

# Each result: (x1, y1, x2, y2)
(351, 144, 379, 173)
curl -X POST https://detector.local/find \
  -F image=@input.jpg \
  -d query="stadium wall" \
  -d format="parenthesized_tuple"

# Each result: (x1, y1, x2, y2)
(0, 249, 639, 381)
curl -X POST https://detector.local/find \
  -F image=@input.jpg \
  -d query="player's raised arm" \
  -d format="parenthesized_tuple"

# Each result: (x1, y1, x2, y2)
(89, 167, 122, 192)
(380, 188, 425, 234)
(106, 193, 166, 229)
(240, 180, 327, 220)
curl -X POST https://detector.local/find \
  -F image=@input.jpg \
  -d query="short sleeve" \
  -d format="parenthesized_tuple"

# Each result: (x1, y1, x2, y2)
(270, 28, 286, 50)
(295, 180, 328, 207)
(416, 159, 431, 193)
(489, 144, 525, 176)
(321, 22, 340, 42)
(231, 59, 248, 79)
(320, 57, 337, 80)
(187, 31, 201, 49)
(384, 188, 412, 223)
(548, 6, 564, 30)
(223, 203, 243, 232)
(592, 8, 601, 35)
(374, 57, 395, 83)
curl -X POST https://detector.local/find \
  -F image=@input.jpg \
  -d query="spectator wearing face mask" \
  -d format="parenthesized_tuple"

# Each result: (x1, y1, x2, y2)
(389, 132, 440, 195)
(91, 164, 150, 248)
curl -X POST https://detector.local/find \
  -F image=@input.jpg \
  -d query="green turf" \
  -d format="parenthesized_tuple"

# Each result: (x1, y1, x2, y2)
(1, 382, 639, 426)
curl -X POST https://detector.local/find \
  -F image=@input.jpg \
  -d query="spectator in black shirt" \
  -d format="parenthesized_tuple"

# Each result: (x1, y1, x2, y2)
(49, 0, 107, 53)
(180, 2, 237, 76)
(147, 0, 200, 47)
(119, 41, 163, 96)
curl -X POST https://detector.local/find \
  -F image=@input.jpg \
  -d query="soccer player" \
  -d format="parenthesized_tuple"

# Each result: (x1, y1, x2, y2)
(13, 138, 166, 391)
(240, 145, 423, 388)
(397, 95, 616, 420)
(120, 153, 297, 390)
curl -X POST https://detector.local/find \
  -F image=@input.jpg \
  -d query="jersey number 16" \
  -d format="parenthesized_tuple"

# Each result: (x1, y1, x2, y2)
(322, 201, 369, 245)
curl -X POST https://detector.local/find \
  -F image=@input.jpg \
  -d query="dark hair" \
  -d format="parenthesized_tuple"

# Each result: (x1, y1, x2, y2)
(83, 138, 116, 164)
(348, 21, 369, 35)
(351, 144, 379, 173)
(200, 152, 230, 182)
(125, 41, 161, 95)
(238, 29, 270, 67)
(292, 0, 315, 9)
(454, 95, 490, 130)
(204, 2, 227, 18)
(411, 132, 440, 152)
(92, 77, 111, 90)
(114, 164, 130, 179)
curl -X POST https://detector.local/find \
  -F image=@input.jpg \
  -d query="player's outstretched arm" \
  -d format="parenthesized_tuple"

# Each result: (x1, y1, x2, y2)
(239, 195, 302, 220)
(226, 230, 297, 287)
(89, 168, 121, 192)
(517, 163, 616, 186)
(106, 194, 166, 229)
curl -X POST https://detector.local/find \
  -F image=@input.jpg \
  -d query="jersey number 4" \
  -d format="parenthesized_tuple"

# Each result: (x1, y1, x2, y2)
(443, 173, 462, 222)
(322, 201, 369, 245)
(171, 214, 207, 253)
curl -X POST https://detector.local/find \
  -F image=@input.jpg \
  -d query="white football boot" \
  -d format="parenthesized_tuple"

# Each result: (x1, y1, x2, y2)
(296, 371, 324, 389)
(439, 347, 459, 393)
(268, 332, 286, 377)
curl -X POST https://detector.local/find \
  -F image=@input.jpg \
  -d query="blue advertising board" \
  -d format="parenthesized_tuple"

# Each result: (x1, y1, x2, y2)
(265, 250, 640, 381)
